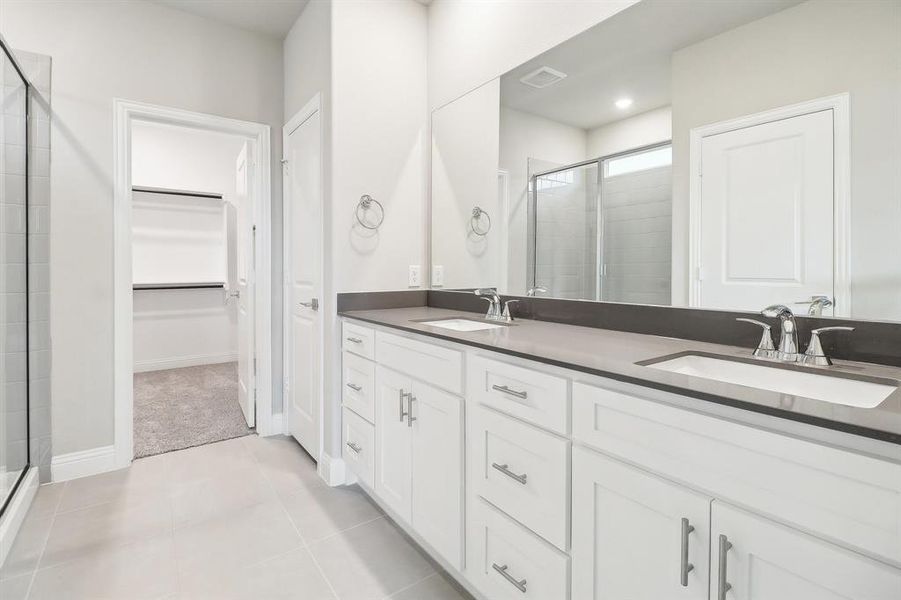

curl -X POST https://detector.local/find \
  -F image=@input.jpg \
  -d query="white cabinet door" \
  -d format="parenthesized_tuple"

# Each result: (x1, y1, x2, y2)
(572, 447, 711, 600)
(374, 366, 412, 522)
(410, 381, 463, 570)
(710, 502, 901, 600)
(695, 109, 835, 312)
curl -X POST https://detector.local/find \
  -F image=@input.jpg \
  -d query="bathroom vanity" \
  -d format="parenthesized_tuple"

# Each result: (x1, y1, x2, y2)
(339, 307, 901, 600)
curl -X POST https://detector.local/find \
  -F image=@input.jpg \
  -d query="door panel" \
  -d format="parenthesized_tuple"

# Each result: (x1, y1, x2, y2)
(572, 447, 711, 600)
(697, 110, 834, 312)
(710, 502, 901, 600)
(285, 109, 322, 457)
(374, 366, 412, 522)
(235, 143, 255, 428)
(411, 381, 462, 569)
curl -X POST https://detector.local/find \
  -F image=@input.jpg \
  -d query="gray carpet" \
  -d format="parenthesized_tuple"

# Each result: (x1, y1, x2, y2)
(133, 362, 253, 458)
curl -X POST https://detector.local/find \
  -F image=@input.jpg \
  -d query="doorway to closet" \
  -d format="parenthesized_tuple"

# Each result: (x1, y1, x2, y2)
(129, 122, 255, 458)
(111, 102, 273, 469)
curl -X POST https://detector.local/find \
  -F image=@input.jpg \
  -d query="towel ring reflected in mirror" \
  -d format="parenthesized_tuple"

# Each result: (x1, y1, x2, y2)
(471, 206, 491, 236)
(355, 194, 384, 230)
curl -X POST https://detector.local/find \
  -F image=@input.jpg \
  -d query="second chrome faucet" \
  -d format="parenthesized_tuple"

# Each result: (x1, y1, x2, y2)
(738, 304, 854, 366)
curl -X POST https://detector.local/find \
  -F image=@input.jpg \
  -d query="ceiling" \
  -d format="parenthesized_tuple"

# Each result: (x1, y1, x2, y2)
(501, 0, 802, 130)
(153, 0, 310, 38)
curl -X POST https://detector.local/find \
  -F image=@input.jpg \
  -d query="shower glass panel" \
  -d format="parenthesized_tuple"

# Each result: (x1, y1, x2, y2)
(599, 145, 672, 305)
(0, 44, 29, 515)
(533, 162, 599, 300)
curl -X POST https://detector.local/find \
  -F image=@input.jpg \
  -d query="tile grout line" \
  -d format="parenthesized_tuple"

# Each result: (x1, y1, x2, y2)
(257, 447, 341, 600)
(22, 481, 66, 600)
(383, 571, 442, 600)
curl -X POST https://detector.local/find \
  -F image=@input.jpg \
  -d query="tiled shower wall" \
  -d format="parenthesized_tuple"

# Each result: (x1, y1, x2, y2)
(1, 50, 52, 483)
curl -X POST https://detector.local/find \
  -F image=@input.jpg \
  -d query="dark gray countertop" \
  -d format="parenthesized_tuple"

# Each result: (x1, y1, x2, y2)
(340, 306, 901, 446)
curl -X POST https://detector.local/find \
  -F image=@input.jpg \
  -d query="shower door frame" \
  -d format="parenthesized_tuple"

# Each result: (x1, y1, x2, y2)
(527, 140, 673, 301)
(0, 34, 32, 520)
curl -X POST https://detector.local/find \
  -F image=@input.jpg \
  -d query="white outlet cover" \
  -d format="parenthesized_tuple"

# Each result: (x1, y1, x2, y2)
(408, 265, 421, 287)
(432, 265, 444, 286)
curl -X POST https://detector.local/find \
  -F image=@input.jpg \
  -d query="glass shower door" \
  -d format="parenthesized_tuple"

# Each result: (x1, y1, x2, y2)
(532, 162, 599, 300)
(1, 46, 29, 514)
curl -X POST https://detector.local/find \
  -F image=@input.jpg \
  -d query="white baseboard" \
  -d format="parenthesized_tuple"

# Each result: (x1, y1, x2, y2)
(318, 452, 355, 487)
(134, 352, 238, 373)
(51, 445, 118, 482)
(0, 467, 38, 568)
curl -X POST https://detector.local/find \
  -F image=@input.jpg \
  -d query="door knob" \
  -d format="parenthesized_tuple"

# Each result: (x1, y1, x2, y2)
(299, 298, 319, 311)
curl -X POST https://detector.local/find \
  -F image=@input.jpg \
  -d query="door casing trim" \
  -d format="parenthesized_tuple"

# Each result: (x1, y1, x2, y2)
(113, 99, 274, 470)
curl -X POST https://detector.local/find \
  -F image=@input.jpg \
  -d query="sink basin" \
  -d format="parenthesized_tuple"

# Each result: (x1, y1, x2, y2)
(644, 353, 897, 408)
(418, 318, 505, 332)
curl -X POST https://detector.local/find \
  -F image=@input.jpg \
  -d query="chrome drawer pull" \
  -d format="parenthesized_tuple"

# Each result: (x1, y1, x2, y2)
(407, 395, 417, 428)
(492, 563, 527, 593)
(345, 441, 362, 454)
(680, 517, 695, 587)
(492, 384, 528, 399)
(399, 390, 410, 422)
(346, 383, 362, 392)
(346, 336, 363, 344)
(491, 462, 527, 485)
(717, 534, 732, 600)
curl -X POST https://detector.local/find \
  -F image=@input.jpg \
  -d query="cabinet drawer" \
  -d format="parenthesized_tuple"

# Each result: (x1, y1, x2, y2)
(342, 321, 375, 360)
(466, 497, 569, 600)
(342, 407, 374, 488)
(573, 380, 901, 564)
(376, 331, 463, 394)
(471, 404, 570, 550)
(342, 351, 375, 423)
(468, 354, 568, 434)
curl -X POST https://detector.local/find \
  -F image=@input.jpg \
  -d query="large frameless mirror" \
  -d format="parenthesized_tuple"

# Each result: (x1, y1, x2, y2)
(430, 0, 901, 322)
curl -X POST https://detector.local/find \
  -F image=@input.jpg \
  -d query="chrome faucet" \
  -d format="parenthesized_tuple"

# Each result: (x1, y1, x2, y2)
(795, 295, 833, 317)
(761, 304, 800, 362)
(799, 326, 855, 366)
(474, 288, 501, 320)
(526, 286, 548, 297)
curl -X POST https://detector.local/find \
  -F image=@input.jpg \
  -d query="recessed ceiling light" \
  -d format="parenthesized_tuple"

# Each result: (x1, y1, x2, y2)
(615, 97, 634, 110)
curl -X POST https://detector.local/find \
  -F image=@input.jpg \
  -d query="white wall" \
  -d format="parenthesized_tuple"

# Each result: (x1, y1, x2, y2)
(131, 123, 246, 372)
(499, 106, 588, 294)
(431, 80, 501, 290)
(1, 0, 283, 456)
(427, 0, 638, 110)
(587, 106, 671, 159)
(670, 0, 901, 319)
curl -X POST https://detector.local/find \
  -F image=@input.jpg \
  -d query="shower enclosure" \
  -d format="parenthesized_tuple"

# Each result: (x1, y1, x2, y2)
(0, 38, 32, 517)
(529, 143, 673, 304)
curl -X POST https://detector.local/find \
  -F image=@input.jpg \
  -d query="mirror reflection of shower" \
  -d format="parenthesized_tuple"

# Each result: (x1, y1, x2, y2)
(529, 143, 672, 303)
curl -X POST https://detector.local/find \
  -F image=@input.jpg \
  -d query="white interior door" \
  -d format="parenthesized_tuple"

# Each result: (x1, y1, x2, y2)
(284, 108, 322, 459)
(235, 142, 255, 428)
(695, 109, 834, 313)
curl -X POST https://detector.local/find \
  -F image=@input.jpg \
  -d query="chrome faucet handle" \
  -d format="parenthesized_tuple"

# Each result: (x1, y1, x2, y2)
(761, 304, 800, 362)
(502, 300, 520, 323)
(736, 318, 777, 359)
(526, 286, 548, 297)
(800, 326, 854, 366)
(794, 295, 833, 317)
(474, 288, 501, 320)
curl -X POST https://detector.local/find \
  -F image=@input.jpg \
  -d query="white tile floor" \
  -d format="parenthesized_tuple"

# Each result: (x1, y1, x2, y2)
(0, 435, 472, 600)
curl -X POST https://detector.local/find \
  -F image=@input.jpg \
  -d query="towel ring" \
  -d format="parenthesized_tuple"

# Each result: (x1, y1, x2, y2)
(355, 195, 384, 230)
(471, 207, 491, 236)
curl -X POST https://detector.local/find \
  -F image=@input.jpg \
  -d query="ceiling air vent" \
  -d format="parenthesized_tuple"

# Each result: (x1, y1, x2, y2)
(519, 66, 567, 89)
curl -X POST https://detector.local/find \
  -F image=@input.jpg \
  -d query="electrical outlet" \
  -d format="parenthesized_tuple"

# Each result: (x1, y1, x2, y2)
(408, 265, 421, 287)
(432, 265, 444, 287)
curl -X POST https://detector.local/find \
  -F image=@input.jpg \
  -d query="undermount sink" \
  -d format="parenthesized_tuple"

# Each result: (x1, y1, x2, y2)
(643, 353, 897, 408)
(418, 318, 505, 332)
